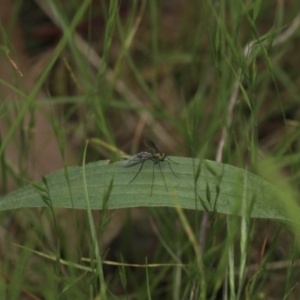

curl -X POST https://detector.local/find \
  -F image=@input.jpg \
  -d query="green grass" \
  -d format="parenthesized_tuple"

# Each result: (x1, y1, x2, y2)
(1, 0, 300, 299)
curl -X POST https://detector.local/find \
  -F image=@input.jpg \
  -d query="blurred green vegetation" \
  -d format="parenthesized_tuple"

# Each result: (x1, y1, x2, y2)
(1, 0, 300, 299)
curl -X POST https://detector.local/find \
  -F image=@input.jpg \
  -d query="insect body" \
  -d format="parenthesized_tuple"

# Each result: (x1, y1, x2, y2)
(122, 139, 178, 195)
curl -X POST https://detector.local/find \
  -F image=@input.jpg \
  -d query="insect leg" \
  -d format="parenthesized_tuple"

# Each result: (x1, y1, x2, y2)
(158, 162, 168, 192)
(150, 162, 155, 196)
(167, 156, 178, 164)
(128, 159, 146, 184)
(167, 160, 179, 178)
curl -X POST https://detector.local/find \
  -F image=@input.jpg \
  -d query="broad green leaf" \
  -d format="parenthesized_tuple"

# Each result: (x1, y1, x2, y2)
(0, 157, 298, 223)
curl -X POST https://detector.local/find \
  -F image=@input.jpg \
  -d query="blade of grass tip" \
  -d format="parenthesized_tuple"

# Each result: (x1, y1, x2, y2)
(117, 254, 127, 291)
(205, 182, 211, 209)
(193, 161, 202, 214)
(82, 141, 107, 300)
(32, 177, 57, 230)
(197, 192, 211, 214)
(213, 179, 221, 214)
(58, 272, 88, 299)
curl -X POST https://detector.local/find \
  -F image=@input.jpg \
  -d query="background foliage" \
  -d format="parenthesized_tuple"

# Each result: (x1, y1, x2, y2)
(1, 0, 300, 299)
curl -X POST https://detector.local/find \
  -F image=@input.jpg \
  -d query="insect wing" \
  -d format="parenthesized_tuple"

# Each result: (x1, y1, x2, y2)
(122, 151, 152, 168)
(144, 139, 159, 153)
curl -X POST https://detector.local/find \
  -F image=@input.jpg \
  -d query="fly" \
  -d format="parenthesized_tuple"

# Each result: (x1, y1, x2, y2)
(122, 139, 178, 195)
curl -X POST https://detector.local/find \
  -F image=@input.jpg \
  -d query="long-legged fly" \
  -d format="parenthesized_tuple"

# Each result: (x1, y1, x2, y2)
(122, 139, 178, 195)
